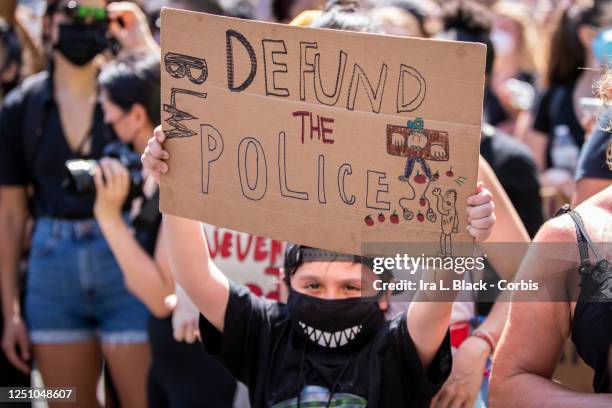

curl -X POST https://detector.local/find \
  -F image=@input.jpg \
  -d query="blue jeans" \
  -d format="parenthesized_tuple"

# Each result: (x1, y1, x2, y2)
(25, 216, 149, 344)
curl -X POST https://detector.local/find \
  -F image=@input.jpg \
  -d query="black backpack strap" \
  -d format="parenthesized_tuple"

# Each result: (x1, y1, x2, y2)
(555, 204, 603, 268)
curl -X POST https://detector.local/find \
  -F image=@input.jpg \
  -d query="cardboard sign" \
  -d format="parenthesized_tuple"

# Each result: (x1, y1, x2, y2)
(160, 8, 486, 255)
(202, 224, 284, 300)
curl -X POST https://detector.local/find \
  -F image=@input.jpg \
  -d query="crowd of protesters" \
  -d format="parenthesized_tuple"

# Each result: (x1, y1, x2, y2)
(0, 0, 610, 407)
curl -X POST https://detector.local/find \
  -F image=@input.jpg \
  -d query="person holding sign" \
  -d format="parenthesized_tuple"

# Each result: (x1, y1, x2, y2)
(141, 125, 496, 407)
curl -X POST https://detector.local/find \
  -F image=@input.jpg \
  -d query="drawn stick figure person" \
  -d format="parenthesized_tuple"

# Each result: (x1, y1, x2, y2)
(432, 188, 459, 256)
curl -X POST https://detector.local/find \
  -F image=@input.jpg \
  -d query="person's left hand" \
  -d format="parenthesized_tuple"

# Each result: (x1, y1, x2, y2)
(93, 158, 129, 222)
(107, 2, 158, 54)
(466, 181, 495, 241)
(430, 336, 490, 408)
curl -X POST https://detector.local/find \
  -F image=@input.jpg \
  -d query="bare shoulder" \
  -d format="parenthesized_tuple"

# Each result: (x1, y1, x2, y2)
(533, 212, 577, 244)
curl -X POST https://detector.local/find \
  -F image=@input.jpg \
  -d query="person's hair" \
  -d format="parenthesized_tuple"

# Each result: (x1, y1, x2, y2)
(311, 0, 380, 33)
(272, 0, 294, 22)
(546, 0, 612, 86)
(166, 0, 225, 15)
(492, 1, 541, 78)
(441, 0, 495, 76)
(223, 0, 255, 19)
(387, 0, 428, 36)
(98, 54, 161, 126)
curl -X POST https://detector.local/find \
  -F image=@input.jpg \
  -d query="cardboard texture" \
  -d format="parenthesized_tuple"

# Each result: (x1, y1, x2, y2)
(160, 8, 486, 255)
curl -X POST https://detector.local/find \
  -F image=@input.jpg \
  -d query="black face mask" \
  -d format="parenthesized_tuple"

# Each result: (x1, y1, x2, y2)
(287, 288, 385, 350)
(54, 23, 108, 66)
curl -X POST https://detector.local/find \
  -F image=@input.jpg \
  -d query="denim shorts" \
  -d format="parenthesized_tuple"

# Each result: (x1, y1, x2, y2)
(25, 216, 150, 344)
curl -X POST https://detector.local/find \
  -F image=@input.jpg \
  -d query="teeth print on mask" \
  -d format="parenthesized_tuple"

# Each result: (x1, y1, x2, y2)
(287, 288, 385, 349)
(298, 322, 363, 348)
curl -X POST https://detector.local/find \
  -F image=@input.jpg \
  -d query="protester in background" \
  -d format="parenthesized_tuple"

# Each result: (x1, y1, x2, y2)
(95, 55, 237, 408)
(439, 0, 544, 238)
(429, 157, 530, 408)
(0, 18, 23, 102)
(523, 0, 612, 187)
(573, 73, 612, 206)
(0, 1, 151, 406)
(489, 1, 539, 134)
(439, 0, 505, 129)
(1, 0, 44, 79)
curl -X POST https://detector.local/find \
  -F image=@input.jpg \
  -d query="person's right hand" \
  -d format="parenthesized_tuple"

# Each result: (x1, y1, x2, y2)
(142, 126, 170, 184)
(1, 315, 31, 374)
(170, 285, 200, 344)
(107, 2, 159, 55)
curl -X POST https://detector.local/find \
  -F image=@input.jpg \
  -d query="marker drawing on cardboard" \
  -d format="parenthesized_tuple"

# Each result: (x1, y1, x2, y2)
(159, 8, 486, 256)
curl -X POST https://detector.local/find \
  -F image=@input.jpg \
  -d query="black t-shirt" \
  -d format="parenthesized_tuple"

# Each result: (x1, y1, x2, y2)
(480, 126, 544, 238)
(575, 122, 612, 181)
(0, 70, 112, 219)
(532, 84, 585, 169)
(199, 283, 451, 408)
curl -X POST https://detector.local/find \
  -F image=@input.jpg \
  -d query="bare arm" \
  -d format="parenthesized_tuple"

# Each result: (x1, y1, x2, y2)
(476, 156, 529, 338)
(0, 187, 27, 319)
(97, 216, 174, 318)
(162, 214, 230, 332)
(94, 160, 175, 317)
(0, 186, 30, 373)
(143, 127, 231, 332)
(408, 183, 495, 370)
(490, 218, 612, 407)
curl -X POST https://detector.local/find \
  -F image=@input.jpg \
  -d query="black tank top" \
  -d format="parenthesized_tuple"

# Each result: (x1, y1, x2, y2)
(557, 205, 612, 393)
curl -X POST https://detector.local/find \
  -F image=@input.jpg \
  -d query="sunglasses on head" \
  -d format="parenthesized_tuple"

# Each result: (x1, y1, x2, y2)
(62, 1, 107, 24)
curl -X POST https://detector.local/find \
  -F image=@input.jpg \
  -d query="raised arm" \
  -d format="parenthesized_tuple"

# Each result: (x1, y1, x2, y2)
(407, 182, 495, 370)
(93, 159, 174, 318)
(143, 127, 230, 332)
(431, 157, 530, 408)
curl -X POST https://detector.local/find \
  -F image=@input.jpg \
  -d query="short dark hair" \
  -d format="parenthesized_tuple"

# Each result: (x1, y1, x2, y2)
(272, 0, 294, 22)
(440, 0, 495, 76)
(98, 54, 161, 126)
(166, 0, 225, 15)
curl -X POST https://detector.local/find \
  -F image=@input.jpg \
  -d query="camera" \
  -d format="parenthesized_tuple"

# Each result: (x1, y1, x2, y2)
(63, 141, 143, 201)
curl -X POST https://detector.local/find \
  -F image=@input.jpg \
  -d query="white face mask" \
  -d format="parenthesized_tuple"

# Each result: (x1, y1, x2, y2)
(491, 28, 514, 56)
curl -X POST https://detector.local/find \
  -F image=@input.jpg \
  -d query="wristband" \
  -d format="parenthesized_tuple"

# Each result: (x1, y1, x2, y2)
(471, 329, 496, 354)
